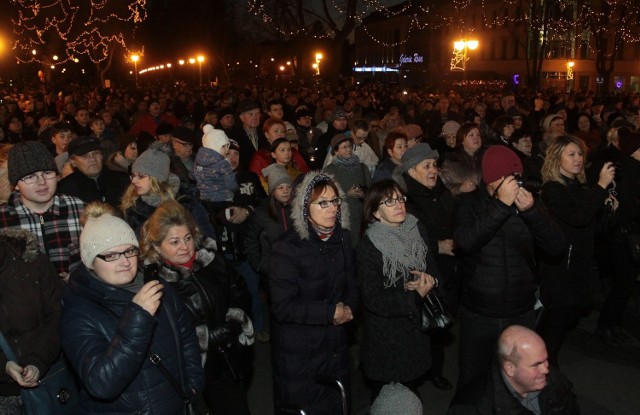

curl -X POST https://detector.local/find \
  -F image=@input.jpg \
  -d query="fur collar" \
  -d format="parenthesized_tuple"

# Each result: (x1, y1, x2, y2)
(156, 238, 218, 282)
(0, 228, 41, 263)
(290, 171, 350, 240)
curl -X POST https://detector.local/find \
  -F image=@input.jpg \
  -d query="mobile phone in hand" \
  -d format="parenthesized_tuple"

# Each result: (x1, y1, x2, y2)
(143, 263, 160, 283)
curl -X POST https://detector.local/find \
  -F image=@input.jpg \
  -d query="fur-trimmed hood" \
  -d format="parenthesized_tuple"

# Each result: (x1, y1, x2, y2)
(290, 171, 350, 240)
(0, 228, 41, 263)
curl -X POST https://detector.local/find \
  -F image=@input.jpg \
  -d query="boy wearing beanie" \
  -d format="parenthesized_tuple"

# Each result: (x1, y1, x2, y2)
(192, 125, 238, 204)
(0, 141, 84, 279)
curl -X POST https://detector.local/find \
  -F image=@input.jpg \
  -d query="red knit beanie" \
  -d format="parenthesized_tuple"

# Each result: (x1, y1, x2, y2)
(482, 145, 523, 184)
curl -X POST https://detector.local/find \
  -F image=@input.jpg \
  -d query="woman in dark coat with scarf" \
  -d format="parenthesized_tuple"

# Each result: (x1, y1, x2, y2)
(357, 179, 440, 401)
(270, 172, 358, 414)
(61, 203, 204, 414)
(141, 201, 253, 415)
(538, 135, 617, 366)
(0, 229, 62, 414)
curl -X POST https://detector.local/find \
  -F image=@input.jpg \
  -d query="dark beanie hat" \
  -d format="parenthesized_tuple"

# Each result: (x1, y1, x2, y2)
(155, 122, 174, 136)
(8, 141, 58, 186)
(482, 145, 523, 184)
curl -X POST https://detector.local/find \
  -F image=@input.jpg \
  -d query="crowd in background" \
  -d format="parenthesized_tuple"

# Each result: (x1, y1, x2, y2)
(0, 78, 639, 414)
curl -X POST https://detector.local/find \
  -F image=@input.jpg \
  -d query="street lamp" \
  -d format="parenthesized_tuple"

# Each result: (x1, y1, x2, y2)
(130, 54, 139, 87)
(197, 55, 204, 85)
(314, 52, 323, 76)
(450, 39, 479, 72)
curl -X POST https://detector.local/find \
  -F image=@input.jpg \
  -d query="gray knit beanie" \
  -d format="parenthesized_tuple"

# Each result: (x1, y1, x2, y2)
(132, 148, 170, 182)
(401, 143, 439, 173)
(262, 164, 292, 193)
(370, 383, 423, 415)
(80, 213, 139, 269)
(8, 141, 58, 186)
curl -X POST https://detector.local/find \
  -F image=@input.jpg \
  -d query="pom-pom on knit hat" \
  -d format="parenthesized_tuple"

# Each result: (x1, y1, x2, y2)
(202, 124, 230, 154)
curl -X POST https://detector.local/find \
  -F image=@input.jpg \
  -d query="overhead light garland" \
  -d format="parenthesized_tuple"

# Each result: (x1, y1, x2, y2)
(10, 0, 148, 66)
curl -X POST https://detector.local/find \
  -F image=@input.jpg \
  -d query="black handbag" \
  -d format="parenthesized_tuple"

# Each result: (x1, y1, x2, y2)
(0, 331, 78, 415)
(420, 291, 455, 332)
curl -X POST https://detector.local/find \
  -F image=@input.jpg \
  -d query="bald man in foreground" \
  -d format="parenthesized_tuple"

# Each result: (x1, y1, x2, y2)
(448, 325, 580, 415)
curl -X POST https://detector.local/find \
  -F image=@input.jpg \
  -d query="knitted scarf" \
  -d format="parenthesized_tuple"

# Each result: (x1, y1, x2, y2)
(365, 214, 428, 288)
(332, 154, 361, 168)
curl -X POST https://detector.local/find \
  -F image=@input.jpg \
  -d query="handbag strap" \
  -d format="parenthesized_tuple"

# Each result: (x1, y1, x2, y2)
(147, 351, 190, 401)
(0, 329, 18, 362)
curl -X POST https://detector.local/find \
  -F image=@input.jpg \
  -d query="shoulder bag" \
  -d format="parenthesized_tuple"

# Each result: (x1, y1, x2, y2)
(420, 290, 455, 332)
(0, 331, 78, 415)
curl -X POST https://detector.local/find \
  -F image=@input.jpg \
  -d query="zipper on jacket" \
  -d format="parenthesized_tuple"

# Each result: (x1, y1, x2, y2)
(566, 244, 573, 270)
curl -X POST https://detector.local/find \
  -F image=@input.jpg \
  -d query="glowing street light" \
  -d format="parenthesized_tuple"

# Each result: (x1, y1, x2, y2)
(179, 59, 185, 65)
(189, 58, 195, 64)
(450, 39, 479, 72)
(197, 55, 205, 85)
(130, 54, 140, 87)
(314, 52, 323, 76)
(567, 61, 575, 80)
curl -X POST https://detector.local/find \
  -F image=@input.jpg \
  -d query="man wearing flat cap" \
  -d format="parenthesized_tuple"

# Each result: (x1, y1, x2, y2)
(57, 136, 130, 209)
(229, 99, 266, 170)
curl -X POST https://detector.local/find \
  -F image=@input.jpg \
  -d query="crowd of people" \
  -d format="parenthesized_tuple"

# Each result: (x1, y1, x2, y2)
(0, 79, 639, 414)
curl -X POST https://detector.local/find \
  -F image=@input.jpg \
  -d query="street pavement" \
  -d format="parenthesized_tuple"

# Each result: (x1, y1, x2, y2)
(246, 291, 640, 415)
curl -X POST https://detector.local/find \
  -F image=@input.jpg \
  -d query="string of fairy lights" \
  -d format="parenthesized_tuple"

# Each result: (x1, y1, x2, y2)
(9, 0, 147, 66)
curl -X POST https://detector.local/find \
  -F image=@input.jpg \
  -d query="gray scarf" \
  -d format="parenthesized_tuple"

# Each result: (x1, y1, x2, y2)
(365, 214, 428, 288)
(332, 154, 360, 168)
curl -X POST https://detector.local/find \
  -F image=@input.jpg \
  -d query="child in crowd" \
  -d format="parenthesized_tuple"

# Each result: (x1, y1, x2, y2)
(193, 124, 238, 206)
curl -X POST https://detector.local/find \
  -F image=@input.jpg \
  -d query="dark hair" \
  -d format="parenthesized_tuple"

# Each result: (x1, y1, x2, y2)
(270, 137, 290, 153)
(384, 131, 408, 152)
(118, 134, 138, 153)
(309, 179, 340, 207)
(267, 99, 283, 112)
(492, 115, 514, 135)
(509, 128, 531, 145)
(361, 179, 404, 231)
(353, 119, 369, 132)
(456, 122, 481, 146)
(50, 121, 72, 136)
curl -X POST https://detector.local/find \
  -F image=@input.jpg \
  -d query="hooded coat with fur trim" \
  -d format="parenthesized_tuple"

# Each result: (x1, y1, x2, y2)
(269, 171, 359, 413)
(0, 229, 62, 396)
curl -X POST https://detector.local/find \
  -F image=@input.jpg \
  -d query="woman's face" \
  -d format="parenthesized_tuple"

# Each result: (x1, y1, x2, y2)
(462, 128, 482, 154)
(387, 138, 407, 163)
(549, 118, 565, 135)
(502, 123, 515, 138)
(374, 191, 406, 227)
(308, 185, 338, 229)
(124, 142, 138, 162)
(559, 142, 584, 179)
(92, 244, 138, 286)
(334, 140, 353, 158)
(265, 123, 286, 143)
(444, 134, 457, 148)
(577, 116, 591, 133)
(273, 183, 292, 204)
(512, 136, 533, 156)
(513, 117, 523, 129)
(408, 158, 438, 189)
(131, 173, 152, 196)
(271, 141, 292, 165)
(158, 225, 195, 265)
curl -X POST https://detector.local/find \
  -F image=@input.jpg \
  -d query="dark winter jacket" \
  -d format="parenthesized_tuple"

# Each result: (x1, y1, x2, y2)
(61, 264, 204, 414)
(454, 186, 564, 318)
(448, 361, 580, 415)
(156, 239, 252, 383)
(270, 172, 358, 414)
(244, 200, 292, 275)
(57, 167, 130, 209)
(357, 223, 438, 383)
(540, 177, 609, 307)
(193, 147, 238, 202)
(0, 229, 62, 396)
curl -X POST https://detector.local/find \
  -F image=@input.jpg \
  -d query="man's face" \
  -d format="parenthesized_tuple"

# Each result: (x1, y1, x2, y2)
(16, 170, 57, 206)
(505, 340, 550, 396)
(501, 95, 516, 111)
(297, 115, 312, 128)
(239, 109, 261, 129)
(332, 117, 348, 131)
(171, 138, 193, 159)
(72, 150, 103, 178)
(220, 114, 235, 129)
(226, 149, 240, 171)
(268, 104, 284, 120)
(149, 102, 161, 117)
(76, 109, 90, 126)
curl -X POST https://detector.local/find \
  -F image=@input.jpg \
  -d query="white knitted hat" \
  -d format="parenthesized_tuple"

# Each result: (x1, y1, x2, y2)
(80, 213, 139, 269)
(202, 124, 230, 154)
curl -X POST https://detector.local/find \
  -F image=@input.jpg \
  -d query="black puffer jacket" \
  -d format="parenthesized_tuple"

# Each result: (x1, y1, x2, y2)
(244, 200, 292, 275)
(454, 187, 564, 318)
(448, 361, 580, 415)
(0, 229, 62, 396)
(540, 177, 609, 307)
(61, 265, 204, 414)
(156, 239, 252, 383)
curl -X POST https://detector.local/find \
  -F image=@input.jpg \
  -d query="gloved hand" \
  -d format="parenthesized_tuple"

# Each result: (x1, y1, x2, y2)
(209, 319, 242, 348)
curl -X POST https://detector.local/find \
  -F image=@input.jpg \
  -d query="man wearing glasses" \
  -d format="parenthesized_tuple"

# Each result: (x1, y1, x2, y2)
(0, 141, 84, 281)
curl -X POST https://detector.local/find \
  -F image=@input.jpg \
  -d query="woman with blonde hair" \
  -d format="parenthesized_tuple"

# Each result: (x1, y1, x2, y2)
(120, 145, 215, 238)
(140, 201, 253, 414)
(538, 135, 617, 366)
